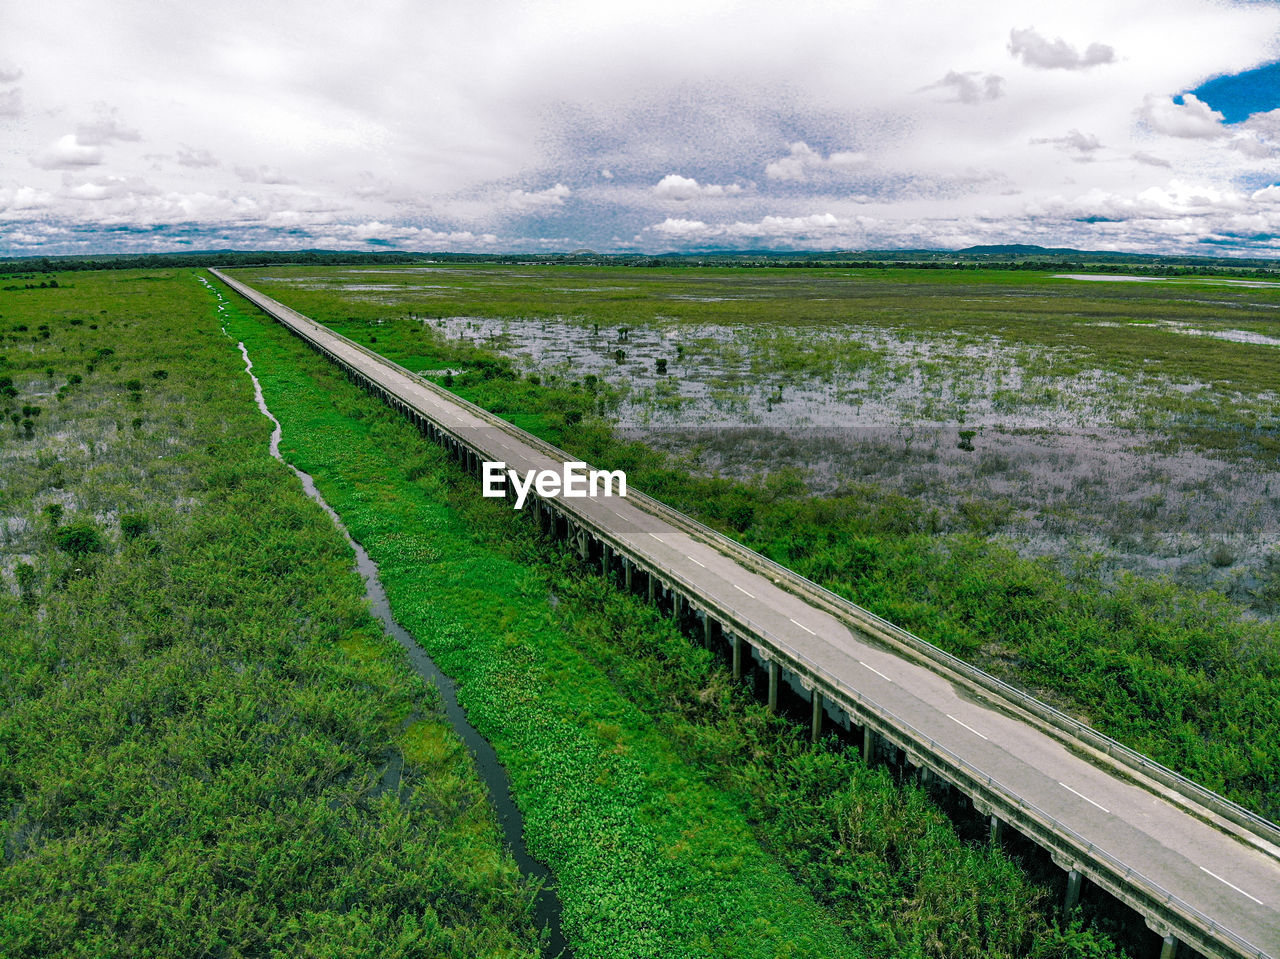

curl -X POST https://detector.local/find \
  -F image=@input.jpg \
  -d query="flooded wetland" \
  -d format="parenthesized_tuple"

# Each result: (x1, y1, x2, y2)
(247, 265, 1280, 612)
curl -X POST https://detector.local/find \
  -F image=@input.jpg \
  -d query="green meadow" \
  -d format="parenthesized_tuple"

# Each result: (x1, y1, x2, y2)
(0, 271, 541, 958)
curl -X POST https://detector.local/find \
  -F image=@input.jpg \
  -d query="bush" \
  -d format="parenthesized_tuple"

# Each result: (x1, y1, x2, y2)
(120, 513, 148, 541)
(42, 503, 63, 525)
(55, 520, 104, 555)
(14, 562, 37, 596)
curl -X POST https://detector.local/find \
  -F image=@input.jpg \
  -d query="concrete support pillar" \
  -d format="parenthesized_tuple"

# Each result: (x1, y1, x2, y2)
(647, 573, 656, 605)
(702, 613, 713, 650)
(1159, 935, 1179, 959)
(601, 543, 612, 578)
(767, 661, 779, 713)
(624, 559, 633, 592)
(989, 815, 1004, 845)
(862, 728, 876, 764)
(810, 691, 823, 743)
(731, 634, 742, 680)
(1063, 869, 1083, 913)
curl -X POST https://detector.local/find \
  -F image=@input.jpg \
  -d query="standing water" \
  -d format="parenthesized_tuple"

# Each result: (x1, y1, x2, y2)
(228, 325, 568, 956)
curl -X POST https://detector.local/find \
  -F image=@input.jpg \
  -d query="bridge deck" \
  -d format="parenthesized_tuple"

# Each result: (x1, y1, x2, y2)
(213, 269, 1279, 959)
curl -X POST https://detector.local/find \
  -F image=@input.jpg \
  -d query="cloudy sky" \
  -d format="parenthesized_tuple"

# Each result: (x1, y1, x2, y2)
(2, 0, 1280, 256)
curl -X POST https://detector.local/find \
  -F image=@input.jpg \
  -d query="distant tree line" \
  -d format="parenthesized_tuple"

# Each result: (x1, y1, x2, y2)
(3, 247, 1278, 278)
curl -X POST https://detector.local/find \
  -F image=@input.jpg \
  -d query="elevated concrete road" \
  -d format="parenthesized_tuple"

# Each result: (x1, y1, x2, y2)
(213, 269, 1280, 959)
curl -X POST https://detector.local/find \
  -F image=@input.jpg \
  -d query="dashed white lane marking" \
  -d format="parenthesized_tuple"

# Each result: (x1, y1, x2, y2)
(1060, 782, 1110, 814)
(733, 583, 755, 598)
(859, 662, 892, 682)
(789, 618, 816, 635)
(1199, 867, 1264, 906)
(648, 533, 664, 542)
(947, 714, 989, 740)
(686, 555, 706, 567)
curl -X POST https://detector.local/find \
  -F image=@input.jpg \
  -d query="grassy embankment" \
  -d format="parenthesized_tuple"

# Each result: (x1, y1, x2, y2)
(0, 270, 542, 957)
(240, 265, 1280, 823)
(219, 272, 1125, 958)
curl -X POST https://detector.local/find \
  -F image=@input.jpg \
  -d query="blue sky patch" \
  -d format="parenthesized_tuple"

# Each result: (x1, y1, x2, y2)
(1188, 61, 1280, 123)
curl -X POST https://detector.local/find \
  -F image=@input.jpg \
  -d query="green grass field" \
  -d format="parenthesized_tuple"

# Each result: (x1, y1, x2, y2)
(0, 270, 541, 958)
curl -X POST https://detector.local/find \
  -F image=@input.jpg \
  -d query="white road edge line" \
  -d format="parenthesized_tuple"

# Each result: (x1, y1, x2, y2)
(733, 583, 755, 598)
(789, 618, 816, 635)
(946, 714, 989, 740)
(1199, 867, 1264, 906)
(1060, 782, 1110, 814)
(686, 555, 706, 567)
(859, 662, 892, 682)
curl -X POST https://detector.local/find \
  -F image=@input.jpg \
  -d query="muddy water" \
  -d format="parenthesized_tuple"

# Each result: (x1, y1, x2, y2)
(226, 326, 568, 955)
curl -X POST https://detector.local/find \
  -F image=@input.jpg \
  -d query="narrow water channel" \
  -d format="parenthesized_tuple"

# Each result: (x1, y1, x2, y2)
(232, 337, 569, 957)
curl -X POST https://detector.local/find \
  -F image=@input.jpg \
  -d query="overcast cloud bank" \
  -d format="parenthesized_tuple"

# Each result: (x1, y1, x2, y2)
(1, 0, 1279, 256)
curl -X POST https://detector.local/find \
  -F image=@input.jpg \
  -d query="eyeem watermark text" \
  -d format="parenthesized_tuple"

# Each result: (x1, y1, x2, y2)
(482, 461, 627, 509)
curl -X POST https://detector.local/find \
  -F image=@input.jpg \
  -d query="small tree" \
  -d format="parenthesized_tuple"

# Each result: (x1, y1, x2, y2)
(56, 520, 104, 555)
(14, 562, 37, 600)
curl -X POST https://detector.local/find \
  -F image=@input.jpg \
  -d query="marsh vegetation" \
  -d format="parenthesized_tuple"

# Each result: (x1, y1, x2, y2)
(238, 263, 1280, 823)
(220, 278, 1128, 957)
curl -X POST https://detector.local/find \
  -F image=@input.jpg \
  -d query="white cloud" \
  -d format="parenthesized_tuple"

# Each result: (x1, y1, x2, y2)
(1032, 129, 1104, 160)
(1251, 185, 1280, 205)
(765, 142, 866, 181)
(0, 186, 52, 213)
(508, 182, 570, 211)
(1008, 27, 1115, 70)
(234, 165, 297, 184)
(4, 1, 1280, 255)
(725, 213, 843, 237)
(650, 212, 847, 241)
(1230, 133, 1275, 159)
(342, 220, 496, 246)
(0, 65, 22, 83)
(1132, 151, 1172, 168)
(0, 87, 21, 116)
(652, 174, 742, 200)
(1140, 93, 1226, 139)
(176, 146, 219, 168)
(32, 134, 104, 169)
(76, 114, 141, 145)
(928, 71, 1003, 104)
(65, 176, 159, 202)
(652, 217, 712, 237)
